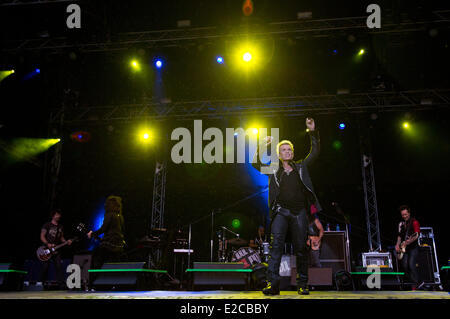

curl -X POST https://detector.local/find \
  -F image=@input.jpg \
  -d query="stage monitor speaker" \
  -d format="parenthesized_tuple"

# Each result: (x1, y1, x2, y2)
(290, 268, 333, 287)
(417, 246, 436, 283)
(0, 263, 26, 291)
(91, 262, 152, 290)
(319, 231, 349, 281)
(190, 262, 248, 290)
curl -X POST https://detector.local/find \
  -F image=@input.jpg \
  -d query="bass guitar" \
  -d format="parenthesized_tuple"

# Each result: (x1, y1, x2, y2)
(397, 232, 418, 260)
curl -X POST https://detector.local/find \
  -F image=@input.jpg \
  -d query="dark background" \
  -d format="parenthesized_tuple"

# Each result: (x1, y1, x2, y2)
(0, 1, 449, 274)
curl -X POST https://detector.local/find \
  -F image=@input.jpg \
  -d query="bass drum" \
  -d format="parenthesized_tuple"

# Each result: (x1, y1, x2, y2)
(231, 247, 261, 269)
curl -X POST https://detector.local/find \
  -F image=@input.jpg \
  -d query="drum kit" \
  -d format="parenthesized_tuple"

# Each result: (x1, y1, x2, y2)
(218, 226, 270, 269)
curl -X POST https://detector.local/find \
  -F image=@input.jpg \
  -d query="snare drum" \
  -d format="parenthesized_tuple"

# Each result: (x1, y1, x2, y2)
(231, 247, 261, 268)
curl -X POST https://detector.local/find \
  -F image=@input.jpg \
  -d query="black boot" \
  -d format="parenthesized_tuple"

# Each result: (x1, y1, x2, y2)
(297, 286, 310, 295)
(262, 282, 280, 295)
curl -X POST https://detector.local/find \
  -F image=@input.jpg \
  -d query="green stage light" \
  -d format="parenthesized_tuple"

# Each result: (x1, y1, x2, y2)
(332, 140, 342, 150)
(232, 219, 241, 228)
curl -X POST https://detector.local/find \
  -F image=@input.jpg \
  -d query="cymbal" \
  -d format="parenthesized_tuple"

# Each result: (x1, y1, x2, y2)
(227, 238, 248, 246)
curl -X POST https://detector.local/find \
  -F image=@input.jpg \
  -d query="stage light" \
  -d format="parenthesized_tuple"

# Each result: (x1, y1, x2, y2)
(358, 49, 365, 55)
(216, 56, 224, 64)
(232, 219, 241, 229)
(6, 138, 61, 163)
(0, 70, 15, 82)
(243, 52, 252, 62)
(71, 131, 91, 143)
(130, 59, 141, 71)
(403, 122, 410, 129)
(339, 123, 346, 130)
(333, 140, 342, 150)
(137, 127, 154, 145)
(155, 60, 163, 68)
(242, 0, 253, 16)
(232, 42, 264, 71)
(252, 128, 258, 135)
(35, 68, 40, 73)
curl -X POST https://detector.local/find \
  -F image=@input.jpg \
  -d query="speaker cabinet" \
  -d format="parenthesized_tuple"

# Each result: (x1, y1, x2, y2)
(0, 263, 26, 291)
(417, 246, 436, 283)
(318, 231, 350, 280)
(190, 262, 248, 290)
(90, 262, 157, 290)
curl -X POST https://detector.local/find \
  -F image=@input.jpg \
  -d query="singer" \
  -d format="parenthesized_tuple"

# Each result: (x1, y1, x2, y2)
(252, 118, 322, 295)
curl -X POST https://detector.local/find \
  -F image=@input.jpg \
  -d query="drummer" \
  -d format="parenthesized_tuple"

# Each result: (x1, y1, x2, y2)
(249, 225, 267, 252)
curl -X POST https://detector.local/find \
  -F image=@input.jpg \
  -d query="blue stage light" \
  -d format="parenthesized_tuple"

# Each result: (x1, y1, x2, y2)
(35, 69, 40, 73)
(155, 60, 162, 68)
(339, 123, 346, 130)
(217, 56, 224, 64)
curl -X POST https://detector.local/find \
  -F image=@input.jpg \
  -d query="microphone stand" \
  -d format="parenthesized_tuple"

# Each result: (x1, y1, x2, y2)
(183, 187, 269, 263)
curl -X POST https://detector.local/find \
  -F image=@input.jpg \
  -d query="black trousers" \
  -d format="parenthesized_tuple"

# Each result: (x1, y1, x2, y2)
(267, 207, 309, 288)
(92, 245, 123, 270)
(39, 253, 64, 285)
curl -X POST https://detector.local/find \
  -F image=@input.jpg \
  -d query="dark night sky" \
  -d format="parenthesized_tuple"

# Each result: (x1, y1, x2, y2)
(0, 0, 449, 273)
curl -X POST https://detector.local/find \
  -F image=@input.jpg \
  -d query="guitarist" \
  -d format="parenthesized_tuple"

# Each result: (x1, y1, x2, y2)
(307, 209, 324, 268)
(395, 205, 420, 291)
(38, 209, 72, 289)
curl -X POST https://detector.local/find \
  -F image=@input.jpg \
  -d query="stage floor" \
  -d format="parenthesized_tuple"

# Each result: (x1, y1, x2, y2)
(0, 290, 449, 299)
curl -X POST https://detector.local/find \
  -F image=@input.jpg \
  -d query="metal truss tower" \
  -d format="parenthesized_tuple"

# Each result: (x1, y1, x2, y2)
(151, 161, 167, 231)
(359, 126, 382, 252)
(150, 161, 167, 266)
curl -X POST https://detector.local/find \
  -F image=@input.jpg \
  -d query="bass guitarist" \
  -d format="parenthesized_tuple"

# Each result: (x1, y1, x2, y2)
(37, 209, 72, 289)
(395, 205, 420, 291)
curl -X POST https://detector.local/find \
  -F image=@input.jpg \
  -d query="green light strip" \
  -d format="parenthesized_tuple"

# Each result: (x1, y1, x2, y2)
(0, 270, 28, 274)
(441, 266, 450, 270)
(186, 269, 252, 273)
(351, 272, 404, 275)
(88, 269, 167, 273)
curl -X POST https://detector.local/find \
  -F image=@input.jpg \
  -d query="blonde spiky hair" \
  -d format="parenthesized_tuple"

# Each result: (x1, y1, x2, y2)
(276, 140, 294, 157)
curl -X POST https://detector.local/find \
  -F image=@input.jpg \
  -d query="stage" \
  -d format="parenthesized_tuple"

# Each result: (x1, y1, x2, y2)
(0, 290, 449, 300)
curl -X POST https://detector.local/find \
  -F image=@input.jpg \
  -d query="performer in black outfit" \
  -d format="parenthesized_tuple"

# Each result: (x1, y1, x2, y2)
(38, 209, 72, 288)
(252, 118, 321, 295)
(87, 196, 126, 270)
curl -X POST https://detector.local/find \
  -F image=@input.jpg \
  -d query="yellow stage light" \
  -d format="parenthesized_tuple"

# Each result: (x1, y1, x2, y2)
(243, 52, 252, 62)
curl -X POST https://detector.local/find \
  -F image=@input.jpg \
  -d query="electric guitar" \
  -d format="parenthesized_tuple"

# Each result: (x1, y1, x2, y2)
(36, 223, 88, 262)
(397, 232, 418, 260)
(307, 236, 321, 251)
